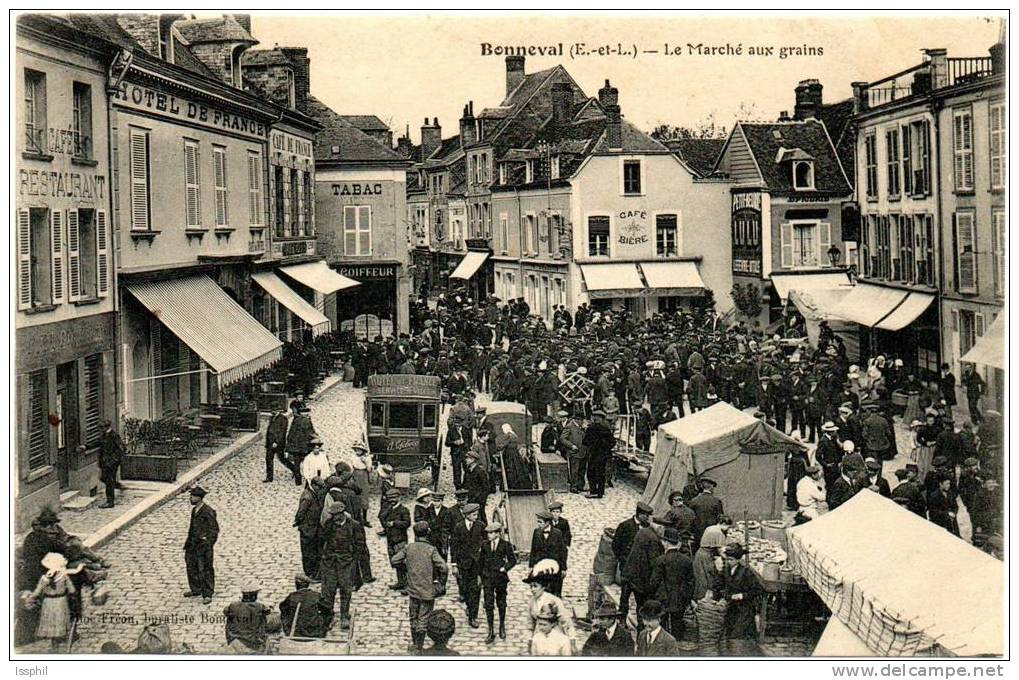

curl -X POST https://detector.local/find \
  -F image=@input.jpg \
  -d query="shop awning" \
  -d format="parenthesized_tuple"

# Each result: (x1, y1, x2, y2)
(639, 261, 705, 295)
(449, 251, 489, 280)
(829, 283, 909, 328)
(771, 271, 852, 303)
(875, 291, 935, 331)
(580, 263, 645, 298)
(252, 271, 331, 337)
(280, 261, 360, 295)
(127, 275, 283, 388)
(961, 310, 1005, 369)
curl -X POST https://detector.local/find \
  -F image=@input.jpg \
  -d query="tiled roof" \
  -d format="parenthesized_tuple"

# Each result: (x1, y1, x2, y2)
(171, 39, 221, 79)
(590, 119, 671, 154)
(665, 138, 726, 177)
(818, 99, 856, 189)
(738, 120, 851, 194)
(500, 67, 558, 108)
(337, 115, 389, 131)
(478, 107, 512, 119)
(174, 15, 256, 44)
(429, 135, 463, 163)
(242, 48, 294, 67)
(304, 95, 407, 164)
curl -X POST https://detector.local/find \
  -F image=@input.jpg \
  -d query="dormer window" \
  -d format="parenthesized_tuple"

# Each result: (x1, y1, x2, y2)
(793, 160, 815, 190)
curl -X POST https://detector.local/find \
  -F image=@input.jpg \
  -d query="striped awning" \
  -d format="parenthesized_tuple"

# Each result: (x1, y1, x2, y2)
(127, 275, 283, 388)
(580, 263, 645, 298)
(449, 251, 489, 280)
(280, 260, 360, 295)
(251, 271, 331, 337)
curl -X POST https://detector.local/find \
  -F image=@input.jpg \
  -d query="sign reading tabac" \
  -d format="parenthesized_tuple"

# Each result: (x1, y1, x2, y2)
(113, 80, 266, 141)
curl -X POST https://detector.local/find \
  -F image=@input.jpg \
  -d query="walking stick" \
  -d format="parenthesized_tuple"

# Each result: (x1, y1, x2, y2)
(66, 618, 78, 654)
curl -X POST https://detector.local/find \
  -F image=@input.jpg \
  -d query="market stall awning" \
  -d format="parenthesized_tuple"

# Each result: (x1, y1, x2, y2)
(280, 260, 360, 295)
(449, 251, 490, 280)
(771, 271, 852, 303)
(251, 271, 331, 337)
(639, 261, 705, 295)
(829, 283, 909, 328)
(580, 263, 645, 298)
(127, 275, 283, 388)
(961, 310, 1005, 369)
(875, 291, 935, 331)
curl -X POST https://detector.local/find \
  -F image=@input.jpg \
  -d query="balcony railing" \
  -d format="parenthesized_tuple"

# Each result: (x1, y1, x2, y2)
(947, 57, 994, 86)
(862, 55, 998, 112)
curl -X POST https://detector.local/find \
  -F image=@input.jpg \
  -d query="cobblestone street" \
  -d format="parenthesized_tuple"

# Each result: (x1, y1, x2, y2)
(36, 381, 824, 655)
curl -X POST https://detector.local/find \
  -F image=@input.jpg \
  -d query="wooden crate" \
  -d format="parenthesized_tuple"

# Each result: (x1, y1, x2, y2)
(534, 450, 570, 492)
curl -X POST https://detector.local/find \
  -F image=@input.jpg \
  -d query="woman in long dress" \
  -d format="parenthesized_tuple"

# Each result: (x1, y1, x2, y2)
(692, 526, 727, 600)
(498, 423, 533, 489)
(31, 553, 83, 651)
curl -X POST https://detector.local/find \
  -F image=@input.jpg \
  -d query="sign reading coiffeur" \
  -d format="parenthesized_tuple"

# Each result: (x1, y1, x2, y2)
(113, 80, 266, 140)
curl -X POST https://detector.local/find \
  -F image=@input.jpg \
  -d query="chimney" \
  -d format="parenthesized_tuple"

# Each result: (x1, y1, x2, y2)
(851, 81, 869, 114)
(989, 42, 1005, 75)
(420, 117, 442, 162)
(279, 47, 310, 111)
(778, 110, 791, 122)
(599, 80, 622, 150)
(793, 79, 823, 121)
(506, 55, 525, 96)
(232, 14, 251, 33)
(396, 124, 414, 159)
(923, 48, 948, 89)
(551, 82, 573, 131)
(460, 101, 477, 149)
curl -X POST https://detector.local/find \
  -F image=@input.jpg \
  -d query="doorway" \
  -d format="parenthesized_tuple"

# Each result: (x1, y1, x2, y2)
(55, 362, 80, 489)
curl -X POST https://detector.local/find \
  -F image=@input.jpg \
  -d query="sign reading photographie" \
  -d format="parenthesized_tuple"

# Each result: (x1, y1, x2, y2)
(732, 191, 763, 277)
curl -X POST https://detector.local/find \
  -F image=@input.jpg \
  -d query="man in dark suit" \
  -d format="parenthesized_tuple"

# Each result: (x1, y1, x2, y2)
(688, 478, 723, 547)
(864, 459, 892, 498)
(581, 602, 634, 656)
(548, 500, 571, 581)
(451, 503, 487, 629)
(891, 467, 927, 517)
(612, 501, 652, 622)
(634, 600, 679, 656)
(650, 528, 695, 638)
(480, 521, 516, 643)
(529, 511, 568, 596)
(827, 465, 861, 511)
(183, 486, 219, 604)
(816, 422, 844, 491)
(97, 421, 125, 507)
(285, 403, 316, 487)
(720, 545, 763, 655)
(622, 517, 664, 630)
(264, 408, 290, 483)
(583, 410, 616, 498)
(462, 451, 491, 524)
(379, 489, 411, 593)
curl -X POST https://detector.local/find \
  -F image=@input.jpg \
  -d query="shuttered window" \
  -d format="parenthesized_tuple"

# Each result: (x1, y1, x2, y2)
(96, 209, 109, 297)
(864, 133, 878, 198)
(953, 108, 974, 192)
(17, 208, 32, 310)
(247, 151, 263, 226)
(184, 139, 201, 228)
(343, 205, 372, 255)
(303, 171, 314, 235)
(290, 170, 301, 236)
(954, 211, 977, 294)
(992, 208, 1005, 298)
(885, 129, 900, 197)
(26, 370, 50, 472)
(901, 124, 912, 195)
(50, 209, 64, 304)
(213, 145, 228, 227)
(67, 209, 81, 301)
(24, 69, 46, 154)
(84, 354, 103, 446)
(129, 129, 150, 230)
(989, 102, 1006, 190)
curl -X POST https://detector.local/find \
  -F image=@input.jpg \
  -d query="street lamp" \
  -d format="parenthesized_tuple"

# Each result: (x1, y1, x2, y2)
(827, 243, 842, 268)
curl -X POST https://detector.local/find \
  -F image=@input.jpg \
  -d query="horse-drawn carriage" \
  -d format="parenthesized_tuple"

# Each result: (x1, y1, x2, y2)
(365, 375, 442, 482)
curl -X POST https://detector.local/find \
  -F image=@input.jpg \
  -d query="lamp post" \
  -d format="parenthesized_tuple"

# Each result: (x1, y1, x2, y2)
(827, 243, 842, 268)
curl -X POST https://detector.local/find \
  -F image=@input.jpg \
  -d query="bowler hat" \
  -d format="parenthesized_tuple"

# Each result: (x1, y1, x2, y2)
(894, 468, 911, 480)
(638, 599, 664, 620)
(636, 501, 654, 515)
(36, 508, 60, 526)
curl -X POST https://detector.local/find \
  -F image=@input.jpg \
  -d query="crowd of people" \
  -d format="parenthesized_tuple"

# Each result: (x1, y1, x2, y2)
(15, 288, 1004, 655)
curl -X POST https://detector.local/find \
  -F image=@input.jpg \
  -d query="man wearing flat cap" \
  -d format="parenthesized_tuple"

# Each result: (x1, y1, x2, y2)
(319, 495, 357, 630)
(379, 488, 411, 593)
(183, 486, 218, 604)
(391, 521, 449, 652)
(279, 574, 331, 638)
(529, 511, 568, 597)
(480, 521, 516, 643)
(581, 601, 633, 656)
(223, 583, 270, 651)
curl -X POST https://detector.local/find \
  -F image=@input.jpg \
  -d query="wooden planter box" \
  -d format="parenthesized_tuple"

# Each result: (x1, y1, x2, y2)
(535, 450, 570, 492)
(121, 454, 178, 482)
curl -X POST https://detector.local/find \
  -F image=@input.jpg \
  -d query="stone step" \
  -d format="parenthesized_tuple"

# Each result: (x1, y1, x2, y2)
(62, 494, 99, 511)
(59, 490, 79, 504)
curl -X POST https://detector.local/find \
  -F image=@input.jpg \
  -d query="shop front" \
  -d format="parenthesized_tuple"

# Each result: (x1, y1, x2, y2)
(330, 261, 403, 339)
(577, 260, 707, 319)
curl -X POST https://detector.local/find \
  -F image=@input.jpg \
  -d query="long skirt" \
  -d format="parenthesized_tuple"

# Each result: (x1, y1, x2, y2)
(35, 595, 70, 640)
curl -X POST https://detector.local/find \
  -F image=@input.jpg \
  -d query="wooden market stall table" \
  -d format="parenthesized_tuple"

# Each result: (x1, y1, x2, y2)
(751, 563, 820, 636)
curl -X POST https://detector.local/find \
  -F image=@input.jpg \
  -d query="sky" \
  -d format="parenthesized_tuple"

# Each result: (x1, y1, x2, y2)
(250, 12, 1004, 143)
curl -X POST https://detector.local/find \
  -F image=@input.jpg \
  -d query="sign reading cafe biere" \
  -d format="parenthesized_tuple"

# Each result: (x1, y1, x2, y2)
(113, 79, 266, 141)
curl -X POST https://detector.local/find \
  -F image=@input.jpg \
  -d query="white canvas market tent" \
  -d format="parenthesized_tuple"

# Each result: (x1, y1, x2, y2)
(789, 490, 1003, 657)
(642, 402, 804, 520)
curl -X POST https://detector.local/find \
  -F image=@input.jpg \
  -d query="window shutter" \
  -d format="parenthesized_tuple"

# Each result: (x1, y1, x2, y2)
(96, 210, 109, 297)
(921, 120, 932, 195)
(780, 222, 793, 268)
(247, 154, 258, 224)
(901, 124, 912, 195)
(27, 370, 50, 473)
(358, 206, 371, 255)
(343, 206, 357, 255)
(17, 208, 32, 310)
(150, 317, 162, 377)
(955, 212, 977, 293)
(67, 209, 81, 301)
(129, 130, 150, 230)
(953, 113, 964, 187)
(962, 113, 974, 189)
(817, 221, 832, 266)
(214, 147, 228, 227)
(51, 209, 65, 304)
(84, 354, 103, 446)
(184, 141, 201, 227)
